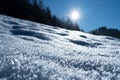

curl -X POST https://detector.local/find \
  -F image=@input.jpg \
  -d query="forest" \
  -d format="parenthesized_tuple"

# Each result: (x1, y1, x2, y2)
(90, 26, 120, 39)
(0, 0, 80, 31)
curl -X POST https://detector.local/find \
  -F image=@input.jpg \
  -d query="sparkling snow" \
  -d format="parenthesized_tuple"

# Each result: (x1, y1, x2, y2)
(0, 15, 120, 80)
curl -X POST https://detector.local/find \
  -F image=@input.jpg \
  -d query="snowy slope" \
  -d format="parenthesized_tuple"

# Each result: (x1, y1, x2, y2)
(0, 15, 120, 80)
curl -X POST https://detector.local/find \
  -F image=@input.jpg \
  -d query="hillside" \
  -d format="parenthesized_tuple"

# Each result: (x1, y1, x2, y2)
(0, 15, 120, 80)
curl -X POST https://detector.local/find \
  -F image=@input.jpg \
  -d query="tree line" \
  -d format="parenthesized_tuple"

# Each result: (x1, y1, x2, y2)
(0, 0, 80, 31)
(89, 26, 120, 39)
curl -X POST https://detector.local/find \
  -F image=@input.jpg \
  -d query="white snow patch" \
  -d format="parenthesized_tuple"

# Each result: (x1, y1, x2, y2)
(0, 15, 120, 80)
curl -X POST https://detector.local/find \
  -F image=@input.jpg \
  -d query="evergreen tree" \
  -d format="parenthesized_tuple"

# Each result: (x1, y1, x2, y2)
(0, 0, 80, 31)
(90, 26, 120, 39)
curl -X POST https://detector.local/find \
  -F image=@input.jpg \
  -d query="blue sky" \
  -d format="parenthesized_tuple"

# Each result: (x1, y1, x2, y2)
(43, 0, 120, 32)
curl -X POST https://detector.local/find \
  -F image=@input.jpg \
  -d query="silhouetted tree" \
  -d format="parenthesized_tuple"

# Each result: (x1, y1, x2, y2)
(0, 0, 80, 31)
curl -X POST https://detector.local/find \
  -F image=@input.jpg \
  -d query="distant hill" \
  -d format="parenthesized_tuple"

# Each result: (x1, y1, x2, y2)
(89, 26, 120, 39)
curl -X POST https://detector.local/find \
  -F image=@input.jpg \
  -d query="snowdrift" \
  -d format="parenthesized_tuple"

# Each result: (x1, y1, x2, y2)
(0, 15, 120, 80)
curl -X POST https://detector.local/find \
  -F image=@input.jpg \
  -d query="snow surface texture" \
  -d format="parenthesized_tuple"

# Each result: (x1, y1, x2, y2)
(0, 15, 120, 80)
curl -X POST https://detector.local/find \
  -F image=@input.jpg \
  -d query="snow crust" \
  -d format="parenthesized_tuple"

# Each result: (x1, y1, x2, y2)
(0, 15, 120, 80)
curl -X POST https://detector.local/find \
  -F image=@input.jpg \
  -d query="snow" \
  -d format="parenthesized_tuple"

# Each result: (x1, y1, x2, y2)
(0, 15, 120, 80)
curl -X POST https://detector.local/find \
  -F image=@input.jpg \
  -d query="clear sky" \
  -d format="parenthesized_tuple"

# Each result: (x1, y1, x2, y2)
(43, 0, 120, 32)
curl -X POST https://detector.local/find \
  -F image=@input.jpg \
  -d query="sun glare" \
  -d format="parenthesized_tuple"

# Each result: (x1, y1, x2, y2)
(68, 9, 81, 22)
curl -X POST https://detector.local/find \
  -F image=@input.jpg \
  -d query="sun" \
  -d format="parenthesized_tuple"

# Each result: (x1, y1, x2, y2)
(68, 9, 81, 22)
